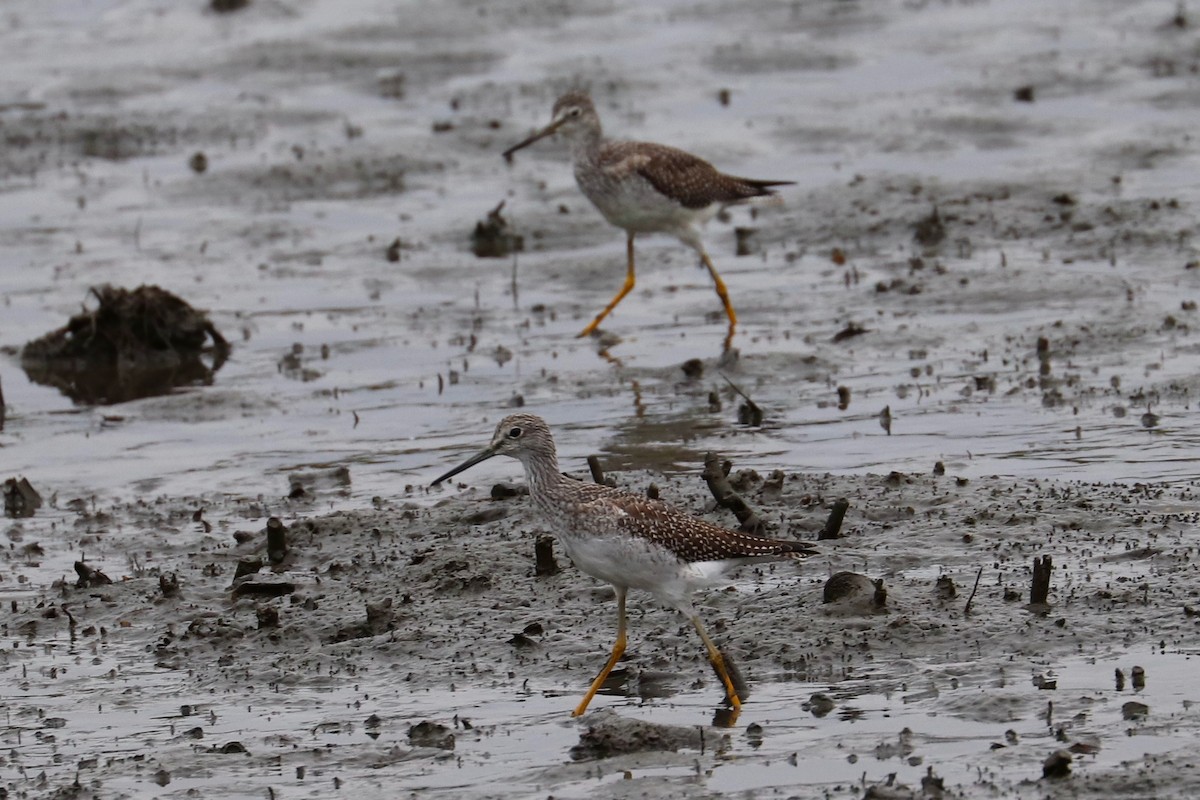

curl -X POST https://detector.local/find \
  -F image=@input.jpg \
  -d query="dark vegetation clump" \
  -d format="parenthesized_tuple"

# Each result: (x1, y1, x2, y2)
(21, 284, 229, 404)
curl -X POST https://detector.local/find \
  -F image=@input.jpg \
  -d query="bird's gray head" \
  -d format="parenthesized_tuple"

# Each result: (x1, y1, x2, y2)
(550, 91, 597, 127)
(502, 91, 600, 160)
(430, 413, 556, 486)
(483, 413, 554, 462)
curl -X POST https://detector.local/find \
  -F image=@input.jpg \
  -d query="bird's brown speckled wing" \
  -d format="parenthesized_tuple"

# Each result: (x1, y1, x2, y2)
(597, 141, 791, 209)
(578, 487, 816, 563)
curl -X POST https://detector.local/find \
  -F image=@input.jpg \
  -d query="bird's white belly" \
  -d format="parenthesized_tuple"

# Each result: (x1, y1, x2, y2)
(558, 531, 731, 611)
(577, 169, 716, 234)
(560, 531, 677, 591)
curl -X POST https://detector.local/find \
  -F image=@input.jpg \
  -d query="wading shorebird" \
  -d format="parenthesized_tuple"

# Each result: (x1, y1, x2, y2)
(502, 91, 792, 344)
(431, 413, 816, 722)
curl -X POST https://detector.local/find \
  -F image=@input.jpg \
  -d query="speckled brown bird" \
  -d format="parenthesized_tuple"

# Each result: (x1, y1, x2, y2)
(502, 91, 792, 343)
(431, 413, 816, 721)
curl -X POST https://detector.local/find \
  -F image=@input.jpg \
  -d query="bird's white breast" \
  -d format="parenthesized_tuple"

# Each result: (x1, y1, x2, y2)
(575, 164, 716, 235)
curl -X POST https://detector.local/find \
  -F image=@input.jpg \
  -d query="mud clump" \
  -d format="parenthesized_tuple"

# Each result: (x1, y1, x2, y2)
(471, 200, 524, 258)
(913, 205, 946, 247)
(3, 477, 43, 518)
(21, 285, 229, 404)
(1042, 748, 1072, 778)
(74, 561, 113, 588)
(408, 721, 455, 750)
(570, 709, 710, 760)
(823, 571, 887, 611)
(330, 599, 395, 642)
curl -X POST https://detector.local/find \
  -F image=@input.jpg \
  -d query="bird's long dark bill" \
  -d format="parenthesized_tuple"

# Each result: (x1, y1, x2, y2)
(430, 447, 497, 486)
(501, 118, 565, 159)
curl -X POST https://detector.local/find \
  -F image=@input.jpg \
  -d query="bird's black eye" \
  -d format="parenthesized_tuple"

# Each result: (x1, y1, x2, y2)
(568, 107, 581, 117)
(507, 426, 523, 439)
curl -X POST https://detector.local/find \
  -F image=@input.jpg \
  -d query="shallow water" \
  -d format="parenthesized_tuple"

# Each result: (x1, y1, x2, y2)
(2, 0, 1199, 514)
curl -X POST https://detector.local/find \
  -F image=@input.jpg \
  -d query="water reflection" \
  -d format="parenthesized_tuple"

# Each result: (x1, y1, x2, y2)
(22, 346, 229, 405)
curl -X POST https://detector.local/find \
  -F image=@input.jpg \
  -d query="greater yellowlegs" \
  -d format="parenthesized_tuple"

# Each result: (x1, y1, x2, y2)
(431, 413, 816, 719)
(502, 91, 792, 341)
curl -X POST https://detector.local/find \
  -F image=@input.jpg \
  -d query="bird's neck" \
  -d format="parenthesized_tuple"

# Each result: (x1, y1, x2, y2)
(567, 126, 603, 164)
(521, 450, 562, 504)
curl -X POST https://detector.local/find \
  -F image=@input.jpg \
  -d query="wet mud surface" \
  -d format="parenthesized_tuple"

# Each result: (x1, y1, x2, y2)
(2, 0, 1200, 797)
(6, 473, 1200, 798)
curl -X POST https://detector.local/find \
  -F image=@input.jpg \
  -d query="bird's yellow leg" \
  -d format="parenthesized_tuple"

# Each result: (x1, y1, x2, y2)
(572, 587, 627, 717)
(699, 250, 738, 328)
(691, 614, 742, 711)
(578, 233, 637, 338)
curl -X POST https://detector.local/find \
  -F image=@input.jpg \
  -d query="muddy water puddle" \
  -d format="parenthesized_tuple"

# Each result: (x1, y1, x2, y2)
(10, 624, 1193, 797)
